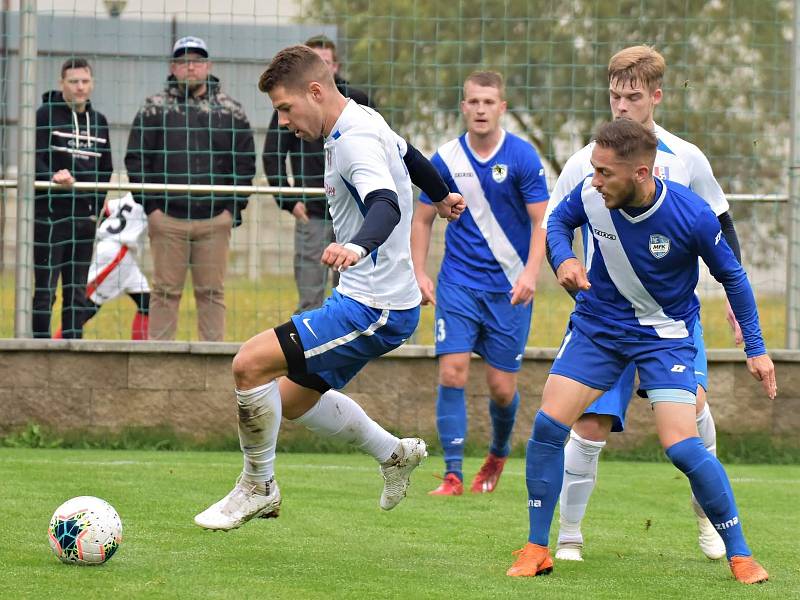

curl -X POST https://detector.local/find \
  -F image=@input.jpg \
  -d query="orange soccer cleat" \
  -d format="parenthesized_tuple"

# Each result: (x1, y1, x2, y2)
(470, 453, 508, 493)
(428, 473, 463, 496)
(729, 555, 769, 584)
(507, 543, 554, 577)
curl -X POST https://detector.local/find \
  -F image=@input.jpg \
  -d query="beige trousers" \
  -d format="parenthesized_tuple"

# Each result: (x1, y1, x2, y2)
(147, 210, 232, 341)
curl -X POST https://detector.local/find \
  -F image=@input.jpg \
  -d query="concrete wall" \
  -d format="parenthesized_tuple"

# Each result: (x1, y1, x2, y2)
(1, 340, 797, 449)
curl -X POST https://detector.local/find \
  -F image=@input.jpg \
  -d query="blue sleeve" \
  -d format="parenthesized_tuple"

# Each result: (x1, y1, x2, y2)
(516, 143, 549, 204)
(419, 153, 455, 205)
(693, 207, 766, 357)
(546, 183, 588, 269)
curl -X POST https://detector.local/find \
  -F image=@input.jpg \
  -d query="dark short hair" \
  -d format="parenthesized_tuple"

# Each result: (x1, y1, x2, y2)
(305, 34, 337, 61)
(594, 119, 657, 163)
(61, 57, 92, 79)
(464, 71, 505, 99)
(258, 45, 334, 93)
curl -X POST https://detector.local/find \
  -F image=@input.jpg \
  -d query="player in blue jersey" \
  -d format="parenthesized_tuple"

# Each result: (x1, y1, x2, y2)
(411, 72, 549, 495)
(507, 119, 775, 584)
(545, 46, 743, 562)
(194, 45, 465, 530)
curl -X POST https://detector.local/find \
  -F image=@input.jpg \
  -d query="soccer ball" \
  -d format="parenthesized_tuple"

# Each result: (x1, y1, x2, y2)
(48, 496, 123, 565)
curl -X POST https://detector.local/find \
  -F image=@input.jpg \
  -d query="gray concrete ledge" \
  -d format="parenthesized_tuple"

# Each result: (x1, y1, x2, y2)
(1, 338, 799, 363)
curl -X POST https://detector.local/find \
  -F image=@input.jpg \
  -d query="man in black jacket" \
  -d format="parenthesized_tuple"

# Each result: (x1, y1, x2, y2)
(33, 57, 113, 338)
(263, 35, 374, 312)
(125, 36, 256, 341)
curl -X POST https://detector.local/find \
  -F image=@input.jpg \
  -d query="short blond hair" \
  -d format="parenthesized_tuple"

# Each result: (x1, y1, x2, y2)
(464, 71, 505, 99)
(608, 45, 665, 93)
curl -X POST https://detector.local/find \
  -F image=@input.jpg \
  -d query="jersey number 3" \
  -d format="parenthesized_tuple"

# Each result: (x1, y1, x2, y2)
(436, 318, 446, 342)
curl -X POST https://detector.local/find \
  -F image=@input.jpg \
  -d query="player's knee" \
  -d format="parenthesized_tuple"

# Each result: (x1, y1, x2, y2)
(232, 347, 265, 388)
(572, 414, 612, 442)
(439, 363, 468, 388)
(487, 380, 516, 405)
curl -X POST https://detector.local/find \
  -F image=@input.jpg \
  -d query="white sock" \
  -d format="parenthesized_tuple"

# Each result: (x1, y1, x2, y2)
(691, 401, 718, 516)
(558, 430, 606, 544)
(695, 402, 717, 456)
(291, 389, 399, 463)
(237, 381, 281, 485)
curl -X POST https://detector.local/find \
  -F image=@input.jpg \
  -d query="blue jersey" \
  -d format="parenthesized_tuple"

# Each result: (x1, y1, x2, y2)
(547, 177, 766, 357)
(420, 130, 549, 292)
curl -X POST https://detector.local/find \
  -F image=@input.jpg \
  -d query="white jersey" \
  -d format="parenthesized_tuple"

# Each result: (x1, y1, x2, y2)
(544, 122, 729, 229)
(323, 100, 421, 310)
(87, 193, 150, 304)
(96, 193, 148, 257)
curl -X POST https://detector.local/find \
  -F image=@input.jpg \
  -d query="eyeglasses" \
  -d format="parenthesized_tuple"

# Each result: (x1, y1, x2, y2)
(173, 58, 209, 66)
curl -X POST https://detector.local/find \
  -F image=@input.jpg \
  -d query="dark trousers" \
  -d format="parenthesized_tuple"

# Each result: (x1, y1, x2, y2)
(32, 216, 96, 338)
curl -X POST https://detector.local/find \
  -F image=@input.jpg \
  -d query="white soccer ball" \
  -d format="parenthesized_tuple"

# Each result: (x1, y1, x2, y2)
(48, 496, 123, 565)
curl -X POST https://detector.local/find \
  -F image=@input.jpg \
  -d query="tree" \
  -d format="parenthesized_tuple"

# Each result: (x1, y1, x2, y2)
(303, 0, 791, 193)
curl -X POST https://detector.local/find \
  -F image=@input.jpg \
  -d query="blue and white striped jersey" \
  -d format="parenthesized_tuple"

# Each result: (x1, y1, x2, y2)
(547, 177, 766, 357)
(419, 130, 549, 292)
(324, 99, 421, 310)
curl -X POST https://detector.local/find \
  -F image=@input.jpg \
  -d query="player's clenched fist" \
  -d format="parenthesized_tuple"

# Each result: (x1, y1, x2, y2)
(435, 192, 466, 222)
(556, 258, 591, 292)
(321, 242, 360, 272)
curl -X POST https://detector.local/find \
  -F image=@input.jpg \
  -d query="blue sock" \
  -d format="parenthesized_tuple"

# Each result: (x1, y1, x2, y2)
(666, 437, 751, 559)
(526, 410, 570, 546)
(437, 385, 466, 480)
(489, 392, 519, 458)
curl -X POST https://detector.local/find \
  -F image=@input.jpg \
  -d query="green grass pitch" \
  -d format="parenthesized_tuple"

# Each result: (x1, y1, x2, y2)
(2, 448, 797, 599)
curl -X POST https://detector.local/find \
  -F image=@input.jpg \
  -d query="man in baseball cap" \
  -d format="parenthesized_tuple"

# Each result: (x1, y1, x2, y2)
(172, 35, 208, 58)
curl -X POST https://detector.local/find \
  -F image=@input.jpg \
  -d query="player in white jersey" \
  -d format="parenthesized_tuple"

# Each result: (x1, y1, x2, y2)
(412, 72, 549, 496)
(53, 192, 150, 340)
(194, 45, 465, 531)
(544, 46, 743, 562)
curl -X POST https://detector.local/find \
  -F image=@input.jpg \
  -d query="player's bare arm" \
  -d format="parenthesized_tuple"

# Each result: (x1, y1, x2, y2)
(410, 201, 438, 305)
(511, 201, 547, 306)
(555, 258, 590, 292)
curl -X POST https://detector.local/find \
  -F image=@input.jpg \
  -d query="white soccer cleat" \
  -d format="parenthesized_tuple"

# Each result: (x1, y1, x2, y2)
(379, 438, 427, 510)
(692, 498, 726, 560)
(194, 477, 281, 531)
(555, 541, 584, 561)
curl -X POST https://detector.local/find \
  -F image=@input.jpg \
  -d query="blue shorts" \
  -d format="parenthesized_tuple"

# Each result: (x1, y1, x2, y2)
(581, 320, 708, 431)
(434, 278, 532, 373)
(550, 316, 698, 431)
(291, 290, 420, 390)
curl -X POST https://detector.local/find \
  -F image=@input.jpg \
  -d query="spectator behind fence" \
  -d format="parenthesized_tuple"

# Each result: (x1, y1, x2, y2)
(263, 34, 374, 313)
(33, 57, 113, 338)
(125, 36, 256, 341)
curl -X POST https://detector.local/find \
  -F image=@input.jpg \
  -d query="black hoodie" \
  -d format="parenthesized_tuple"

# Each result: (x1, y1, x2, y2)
(35, 90, 113, 219)
(124, 75, 256, 225)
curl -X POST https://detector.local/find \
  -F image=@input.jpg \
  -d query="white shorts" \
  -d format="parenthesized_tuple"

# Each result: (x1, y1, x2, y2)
(87, 242, 150, 305)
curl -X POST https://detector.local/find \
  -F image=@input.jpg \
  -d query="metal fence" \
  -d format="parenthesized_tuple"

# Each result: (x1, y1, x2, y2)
(1, 1, 798, 348)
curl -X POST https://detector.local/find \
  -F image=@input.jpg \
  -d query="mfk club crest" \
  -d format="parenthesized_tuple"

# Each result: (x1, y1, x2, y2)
(491, 163, 508, 183)
(649, 234, 671, 259)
